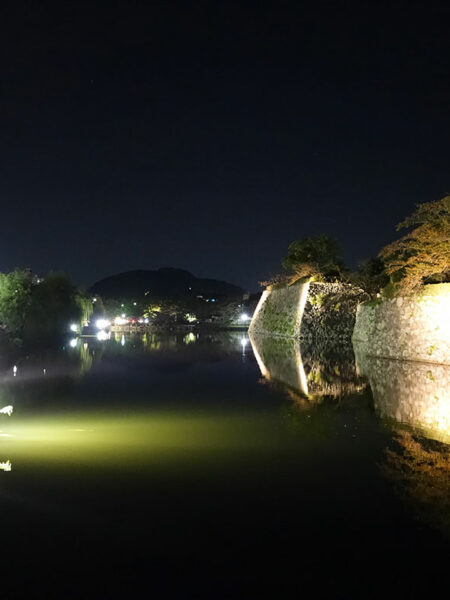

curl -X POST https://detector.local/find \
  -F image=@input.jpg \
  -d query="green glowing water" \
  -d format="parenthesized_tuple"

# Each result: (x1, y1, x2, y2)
(0, 332, 448, 599)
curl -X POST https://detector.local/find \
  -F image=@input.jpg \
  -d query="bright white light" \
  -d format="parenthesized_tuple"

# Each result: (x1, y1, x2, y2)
(13, 365, 17, 376)
(240, 313, 250, 322)
(241, 337, 248, 348)
(0, 405, 13, 416)
(92, 297, 97, 302)
(69, 338, 78, 348)
(95, 318, 110, 329)
(144, 318, 149, 324)
(0, 461, 12, 472)
(133, 302, 137, 306)
(121, 313, 126, 318)
(97, 330, 111, 341)
(114, 316, 128, 325)
(70, 323, 78, 332)
(121, 335, 125, 346)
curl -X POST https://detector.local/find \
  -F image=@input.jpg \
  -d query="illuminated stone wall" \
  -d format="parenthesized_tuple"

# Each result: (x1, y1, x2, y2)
(249, 280, 363, 343)
(248, 281, 309, 338)
(354, 349, 450, 442)
(353, 283, 450, 365)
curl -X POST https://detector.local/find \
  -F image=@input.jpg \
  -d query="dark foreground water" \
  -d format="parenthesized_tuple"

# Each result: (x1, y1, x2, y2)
(0, 332, 448, 599)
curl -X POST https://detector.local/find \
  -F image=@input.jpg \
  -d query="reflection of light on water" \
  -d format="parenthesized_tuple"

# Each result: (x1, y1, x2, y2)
(184, 332, 196, 345)
(0, 406, 13, 416)
(97, 330, 111, 341)
(13, 365, 17, 377)
(296, 355, 309, 397)
(354, 348, 450, 443)
(241, 337, 248, 354)
(249, 335, 270, 379)
(121, 335, 125, 346)
(0, 461, 12, 472)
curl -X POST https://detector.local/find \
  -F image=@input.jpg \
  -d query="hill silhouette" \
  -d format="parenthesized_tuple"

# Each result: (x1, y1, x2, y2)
(89, 268, 244, 300)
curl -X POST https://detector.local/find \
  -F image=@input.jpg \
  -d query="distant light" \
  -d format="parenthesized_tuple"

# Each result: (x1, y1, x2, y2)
(0, 461, 12, 472)
(210, 299, 215, 302)
(0, 405, 13, 416)
(95, 318, 110, 329)
(144, 318, 149, 324)
(70, 323, 78, 332)
(13, 365, 17, 376)
(97, 330, 110, 341)
(114, 316, 128, 325)
(133, 302, 137, 306)
(240, 313, 251, 322)
(121, 335, 125, 346)
(92, 297, 97, 302)
(121, 304, 124, 307)
(138, 318, 143, 323)
(121, 313, 126, 318)
(69, 338, 78, 348)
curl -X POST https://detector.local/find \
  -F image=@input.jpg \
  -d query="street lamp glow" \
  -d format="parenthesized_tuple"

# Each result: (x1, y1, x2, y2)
(240, 313, 251, 322)
(70, 323, 78, 332)
(69, 338, 78, 348)
(97, 330, 110, 341)
(95, 319, 110, 329)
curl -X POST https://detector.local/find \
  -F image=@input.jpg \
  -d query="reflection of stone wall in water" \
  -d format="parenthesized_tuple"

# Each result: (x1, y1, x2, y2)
(354, 348, 450, 443)
(353, 283, 450, 365)
(383, 431, 450, 537)
(250, 333, 366, 401)
(249, 281, 365, 345)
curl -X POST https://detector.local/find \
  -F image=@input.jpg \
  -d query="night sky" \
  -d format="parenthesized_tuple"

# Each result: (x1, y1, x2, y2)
(1, 1, 449, 291)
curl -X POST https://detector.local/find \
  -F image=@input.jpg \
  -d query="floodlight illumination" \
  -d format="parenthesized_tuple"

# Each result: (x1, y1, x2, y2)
(114, 316, 128, 325)
(97, 330, 110, 341)
(95, 319, 110, 329)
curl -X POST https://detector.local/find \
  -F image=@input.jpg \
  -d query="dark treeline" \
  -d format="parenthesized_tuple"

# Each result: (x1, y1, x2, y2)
(0, 270, 92, 352)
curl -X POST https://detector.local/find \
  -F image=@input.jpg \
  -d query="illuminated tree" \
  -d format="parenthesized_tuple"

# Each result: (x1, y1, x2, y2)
(282, 235, 346, 282)
(0, 270, 33, 337)
(380, 195, 450, 293)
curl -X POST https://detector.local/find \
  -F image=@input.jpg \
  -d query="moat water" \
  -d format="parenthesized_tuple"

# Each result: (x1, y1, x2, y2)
(0, 332, 448, 598)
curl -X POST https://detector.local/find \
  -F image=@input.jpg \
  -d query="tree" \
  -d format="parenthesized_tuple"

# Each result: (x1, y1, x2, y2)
(349, 256, 389, 296)
(282, 235, 346, 282)
(0, 270, 33, 337)
(380, 195, 450, 293)
(23, 273, 83, 343)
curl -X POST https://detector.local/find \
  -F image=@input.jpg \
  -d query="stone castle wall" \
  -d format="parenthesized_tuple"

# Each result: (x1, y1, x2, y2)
(352, 283, 450, 365)
(249, 280, 364, 344)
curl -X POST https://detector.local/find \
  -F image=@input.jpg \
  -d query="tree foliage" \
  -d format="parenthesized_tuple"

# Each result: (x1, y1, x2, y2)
(380, 195, 450, 293)
(0, 270, 89, 344)
(0, 270, 33, 337)
(348, 256, 389, 296)
(282, 235, 346, 282)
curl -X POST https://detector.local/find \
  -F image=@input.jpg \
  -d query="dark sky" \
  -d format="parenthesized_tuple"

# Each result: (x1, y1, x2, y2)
(1, 0, 449, 291)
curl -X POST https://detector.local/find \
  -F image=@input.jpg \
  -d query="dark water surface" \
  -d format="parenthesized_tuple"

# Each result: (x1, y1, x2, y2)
(0, 332, 448, 599)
